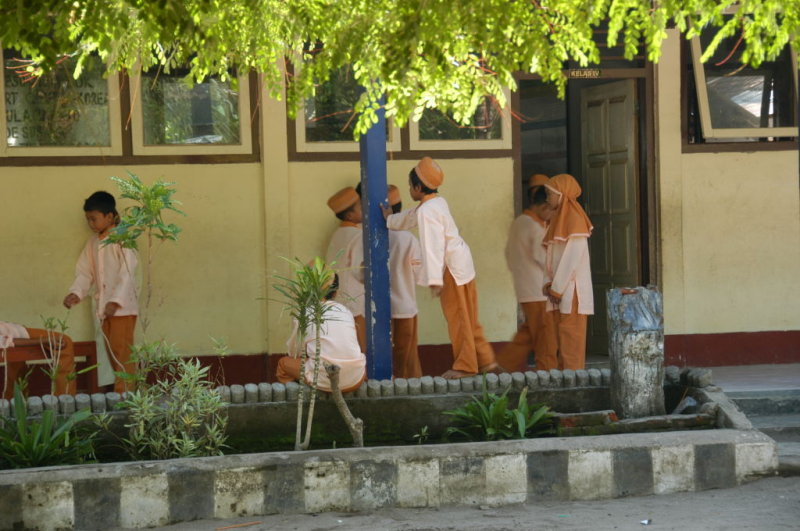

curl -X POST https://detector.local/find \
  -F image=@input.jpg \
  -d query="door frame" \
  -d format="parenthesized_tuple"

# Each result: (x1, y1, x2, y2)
(511, 64, 658, 287)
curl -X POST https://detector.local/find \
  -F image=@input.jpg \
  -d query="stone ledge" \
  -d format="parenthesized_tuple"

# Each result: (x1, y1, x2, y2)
(0, 429, 776, 530)
(0, 365, 703, 417)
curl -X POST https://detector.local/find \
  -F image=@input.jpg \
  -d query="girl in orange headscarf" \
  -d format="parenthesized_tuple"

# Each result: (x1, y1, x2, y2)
(543, 174, 594, 370)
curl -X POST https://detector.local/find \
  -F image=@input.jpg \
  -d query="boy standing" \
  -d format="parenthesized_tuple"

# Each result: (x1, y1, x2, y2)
(382, 157, 497, 379)
(386, 185, 423, 378)
(63, 191, 138, 393)
(325, 186, 366, 352)
(498, 175, 558, 372)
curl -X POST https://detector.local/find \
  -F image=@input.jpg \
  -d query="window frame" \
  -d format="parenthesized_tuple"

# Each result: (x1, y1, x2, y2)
(408, 90, 513, 151)
(129, 69, 253, 156)
(294, 111, 402, 153)
(0, 55, 123, 157)
(689, 33, 798, 141)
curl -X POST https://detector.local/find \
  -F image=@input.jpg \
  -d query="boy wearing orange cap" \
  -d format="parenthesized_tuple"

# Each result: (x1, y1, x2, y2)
(497, 175, 559, 372)
(543, 174, 594, 370)
(382, 157, 498, 379)
(385, 185, 423, 378)
(325, 186, 366, 352)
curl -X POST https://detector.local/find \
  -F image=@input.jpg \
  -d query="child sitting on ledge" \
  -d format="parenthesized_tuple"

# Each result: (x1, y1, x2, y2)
(276, 273, 367, 393)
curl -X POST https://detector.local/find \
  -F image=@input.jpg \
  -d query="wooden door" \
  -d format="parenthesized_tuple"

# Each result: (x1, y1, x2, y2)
(580, 80, 640, 355)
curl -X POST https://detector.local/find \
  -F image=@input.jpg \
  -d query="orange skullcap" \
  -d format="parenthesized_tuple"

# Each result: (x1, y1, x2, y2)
(528, 174, 549, 189)
(414, 156, 444, 189)
(387, 185, 401, 206)
(327, 187, 359, 214)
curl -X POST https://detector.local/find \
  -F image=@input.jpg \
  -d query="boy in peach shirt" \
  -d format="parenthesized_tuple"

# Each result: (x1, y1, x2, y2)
(63, 191, 138, 393)
(498, 175, 558, 372)
(276, 273, 367, 392)
(325, 187, 366, 352)
(382, 157, 498, 379)
(385, 185, 423, 378)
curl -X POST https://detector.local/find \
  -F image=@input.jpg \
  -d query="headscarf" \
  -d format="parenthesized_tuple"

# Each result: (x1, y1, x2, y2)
(543, 174, 593, 244)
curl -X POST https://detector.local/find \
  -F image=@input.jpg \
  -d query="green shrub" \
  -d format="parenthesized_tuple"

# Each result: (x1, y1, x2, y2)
(120, 341, 228, 460)
(0, 385, 100, 469)
(443, 379, 555, 442)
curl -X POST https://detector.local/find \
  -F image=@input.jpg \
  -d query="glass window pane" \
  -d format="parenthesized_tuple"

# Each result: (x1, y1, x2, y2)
(304, 68, 360, 142)
(4, 51, 111, 147)
(699, 32, 796, 131)
(418, 98, 503, 140)
(141, 69, 241, 145)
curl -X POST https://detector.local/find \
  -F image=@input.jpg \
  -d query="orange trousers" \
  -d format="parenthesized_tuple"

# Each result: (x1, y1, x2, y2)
(101, 315, 137, 394)
(497, 301, 559, 372)
(553, 295, 588, 370)
(276, 356, 365, 393)
(353, 314, 367, 353)
(3, 328, 76, 399)
(392, 316, 421, 378)
(440, 269, 496, 374)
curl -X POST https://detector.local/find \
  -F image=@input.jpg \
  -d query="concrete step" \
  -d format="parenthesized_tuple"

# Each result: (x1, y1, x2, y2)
(728, 390, 800, 416)
(749, 414, 800, 442)
(776, 442, 800, 477)
(744, 413, 800, 477)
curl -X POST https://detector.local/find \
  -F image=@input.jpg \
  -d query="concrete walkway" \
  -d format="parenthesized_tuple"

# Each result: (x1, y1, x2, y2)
(711, 363, 800, 393)
(141, 476, 800, 531)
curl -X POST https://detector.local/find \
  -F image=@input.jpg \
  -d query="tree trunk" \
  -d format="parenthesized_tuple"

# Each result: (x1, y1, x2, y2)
(607, 286, 665, 419)
(324, 362, 363, 447)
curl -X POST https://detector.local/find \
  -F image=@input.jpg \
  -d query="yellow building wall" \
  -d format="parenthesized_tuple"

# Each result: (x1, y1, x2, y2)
(656, 31, 800, 335)
(0, 164, 268, 355)
(1, 87, 519, 358)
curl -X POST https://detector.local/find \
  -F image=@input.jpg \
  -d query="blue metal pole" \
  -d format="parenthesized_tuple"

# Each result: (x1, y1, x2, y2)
(359, 98, 393, 380)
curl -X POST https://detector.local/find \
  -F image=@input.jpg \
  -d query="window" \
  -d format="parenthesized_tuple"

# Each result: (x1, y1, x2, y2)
(688, 28, 797, 143)
(294, 66, 400, 152)
(130, 68, 251, 155)
(1, 50, 122, 156)
(409, 93, 512, 150)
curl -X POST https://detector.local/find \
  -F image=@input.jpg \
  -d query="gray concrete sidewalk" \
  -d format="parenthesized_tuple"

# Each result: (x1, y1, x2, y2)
(711, 363, 800, 393)
(142, 476, 800, 531)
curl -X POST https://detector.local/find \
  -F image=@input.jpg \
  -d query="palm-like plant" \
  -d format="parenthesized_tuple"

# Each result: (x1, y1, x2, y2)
(105, 171, 184, 336)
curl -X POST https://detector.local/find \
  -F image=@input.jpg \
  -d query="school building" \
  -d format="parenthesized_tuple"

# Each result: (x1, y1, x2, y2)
(1, 28, 798, 388)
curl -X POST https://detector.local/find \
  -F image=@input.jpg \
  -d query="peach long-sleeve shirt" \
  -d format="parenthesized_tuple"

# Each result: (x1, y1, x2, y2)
(388, 230, 422, 319)
(286, 301, 367, 392)
(68, 235, 139, 320)
(546, 236, 594, 315)
(386, 196, 475, 287)
(325, 222, 365, 317)
(505, 211, 550, 304)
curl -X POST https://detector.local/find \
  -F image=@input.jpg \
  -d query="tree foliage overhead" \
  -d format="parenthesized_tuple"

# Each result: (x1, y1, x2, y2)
(1, 0, 797, 135)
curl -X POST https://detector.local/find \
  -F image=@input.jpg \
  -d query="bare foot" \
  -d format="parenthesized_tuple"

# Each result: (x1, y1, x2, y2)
(479, 363, 507, 375)
(442, 369, 476, 379)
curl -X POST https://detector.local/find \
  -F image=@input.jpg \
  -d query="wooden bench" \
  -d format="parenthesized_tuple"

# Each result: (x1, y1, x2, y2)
(1, 338, 97, 397)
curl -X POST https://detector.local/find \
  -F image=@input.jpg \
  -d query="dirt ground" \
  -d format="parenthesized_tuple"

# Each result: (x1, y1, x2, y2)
(143, 476, 800, 531)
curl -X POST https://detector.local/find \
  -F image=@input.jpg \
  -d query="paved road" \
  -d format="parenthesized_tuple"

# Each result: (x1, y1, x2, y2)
(146, 476, 799, 531)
